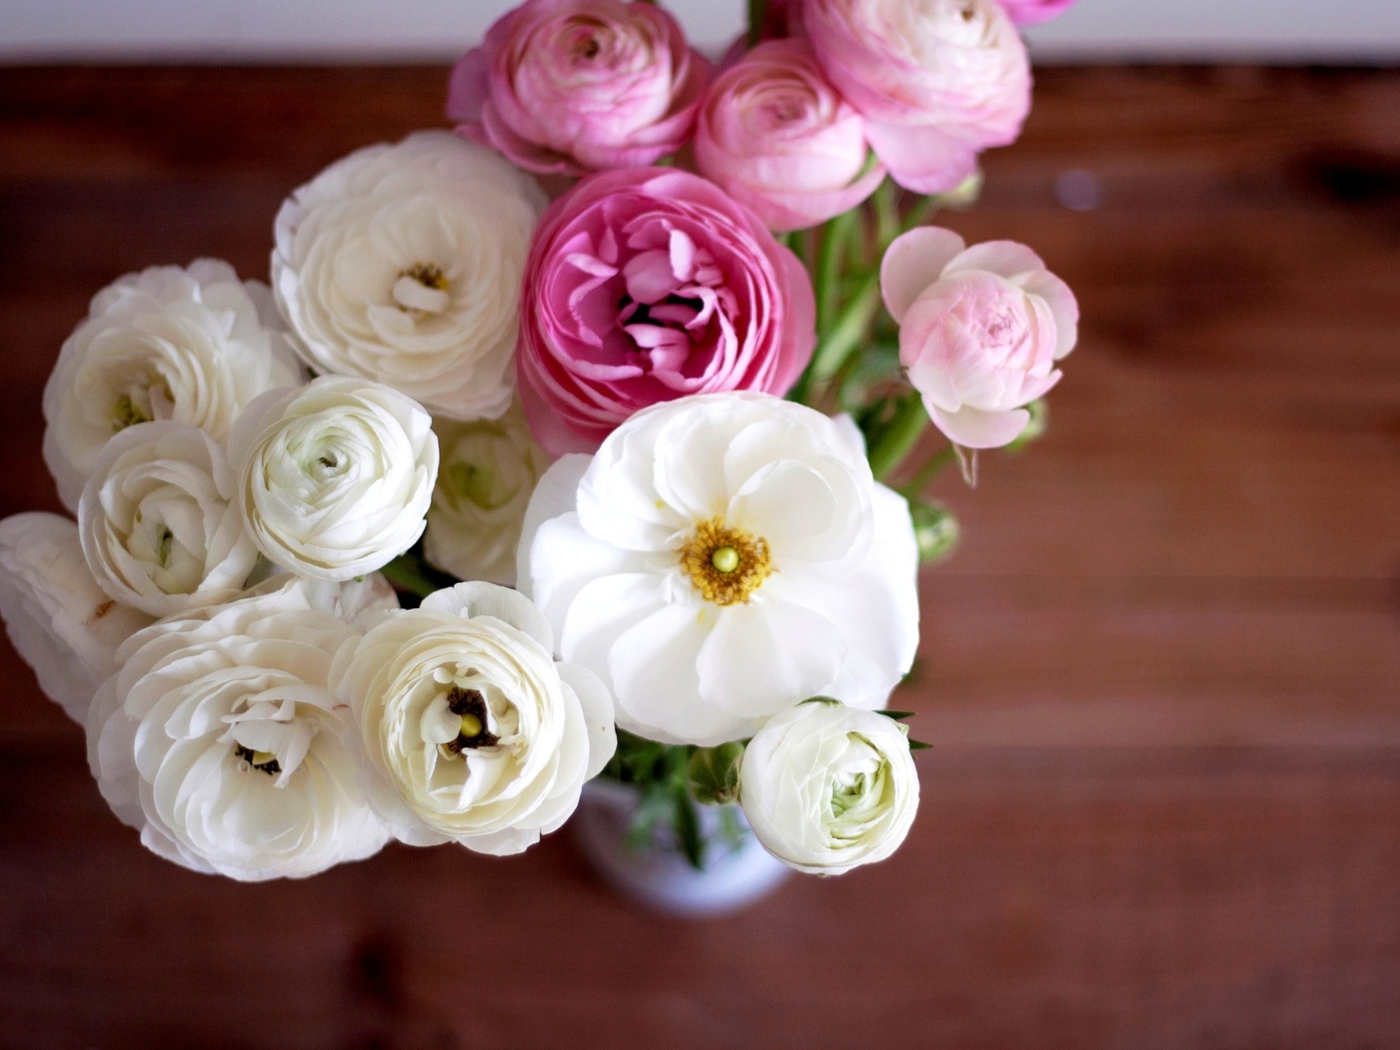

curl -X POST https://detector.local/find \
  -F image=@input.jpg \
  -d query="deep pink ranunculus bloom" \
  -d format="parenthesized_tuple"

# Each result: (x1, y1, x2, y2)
(695, 39, 885, 233)
(802, 0, 1031, 195)
(998, 0, 1079, 26)
(447, 0, 711, 177)
(516, 167, 817, 455)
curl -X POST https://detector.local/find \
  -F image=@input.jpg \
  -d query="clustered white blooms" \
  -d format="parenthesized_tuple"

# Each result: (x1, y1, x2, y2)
(520, 392, 920, 747)
(272, 131, 546, 421)
(42, 259, 300, 511)
(0, 7, 971, 886)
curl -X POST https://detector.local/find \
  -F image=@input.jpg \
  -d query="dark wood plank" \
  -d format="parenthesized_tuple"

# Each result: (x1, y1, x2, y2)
(1, 66, 1398, 1049)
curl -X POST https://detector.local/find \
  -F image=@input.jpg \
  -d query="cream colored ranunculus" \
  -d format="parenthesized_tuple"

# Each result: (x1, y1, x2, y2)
(272, 131, 545, 421)
(333, 582, 616, 854)
(86, 579, 390, 881)
(228, 376, 439, 582)
(424, 403, 551, 586)
(0, 512, 152, 724)
(78, 422, 258, 617)
(739, 700, 919, 875)
(43, 259, 300, 511)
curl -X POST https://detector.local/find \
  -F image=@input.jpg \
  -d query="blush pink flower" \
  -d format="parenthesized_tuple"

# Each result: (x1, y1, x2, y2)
(447, 0, 711, 177)
(517, 167, 817, 455)
(694, 39, 885, 233)
(999, 0, 1079, 26)
(803, 0, 1031, 194)
(882, 227, 1078, 448)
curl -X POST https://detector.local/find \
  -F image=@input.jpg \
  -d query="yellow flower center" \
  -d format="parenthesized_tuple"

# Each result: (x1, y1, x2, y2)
(679, 517, 772, 606)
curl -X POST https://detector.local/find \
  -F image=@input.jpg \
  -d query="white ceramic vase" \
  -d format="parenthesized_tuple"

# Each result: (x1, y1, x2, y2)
(572, 780, 789, 917)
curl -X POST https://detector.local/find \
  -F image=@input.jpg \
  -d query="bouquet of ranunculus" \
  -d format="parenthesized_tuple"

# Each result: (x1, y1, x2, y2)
(0, 0, 1079, 892)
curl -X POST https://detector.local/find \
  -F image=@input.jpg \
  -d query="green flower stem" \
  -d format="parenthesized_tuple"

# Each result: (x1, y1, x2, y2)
(810, 270, 882, 384)
(378, 554, 440, 599)
(899, 443, 957, 500)
(867, 395, 929, 481)
(874, 177, 901, 250)
(816, 209, 857, 339)
(903, 194, 937, 232)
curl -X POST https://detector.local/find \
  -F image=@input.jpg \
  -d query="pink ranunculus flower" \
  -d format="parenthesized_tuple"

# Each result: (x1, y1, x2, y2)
(694, 39, 886, 233)
(447, 0, 711, 177)
(882, 226, 1078, 449)
(803, 0, 1031, 194)
(516, 167, 817, 455)
(999, 0, 1078, 26)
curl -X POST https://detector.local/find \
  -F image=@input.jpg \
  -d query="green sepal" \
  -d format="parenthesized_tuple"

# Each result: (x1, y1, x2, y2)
(687, 741, 745, 807)
(908, 740, 933, 751)
(876, 710, 916, 721)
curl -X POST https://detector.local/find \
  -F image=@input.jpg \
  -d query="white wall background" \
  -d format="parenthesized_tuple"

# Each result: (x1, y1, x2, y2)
(1, 0, 1398, 64)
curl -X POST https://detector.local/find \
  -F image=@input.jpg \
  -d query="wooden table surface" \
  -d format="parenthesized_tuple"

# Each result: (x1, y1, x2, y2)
(1, 66, 1398, 1050)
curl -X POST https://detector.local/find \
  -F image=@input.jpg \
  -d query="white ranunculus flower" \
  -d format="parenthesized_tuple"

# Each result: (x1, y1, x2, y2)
(43, 259, 301, 511)
(424, 403, 551, 587)
(78, 422, 258, 618)
(86, 579, 390, 881)
(272, 130, 546, 421)
(739, 700, 919, 875)
(332, 582, 616, 854)
(518, 391, 920, 747)
(0, 512, 152, 724)
(228, 376, 439, 582)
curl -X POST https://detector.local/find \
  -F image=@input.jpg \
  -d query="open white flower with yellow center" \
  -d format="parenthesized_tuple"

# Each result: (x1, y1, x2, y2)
(739, 699, 919, 875)
(424, 403, 552, 587)
(228, 376, 439, 582)
(272, 130, 546, 420)
(86, 579, 391, 881)
(518, 391, 920, 747)
(42, 259, 300, 511)
(333, 581, 616, 854)
(0, 512, 152, 724)
(78, 422, 258, 617)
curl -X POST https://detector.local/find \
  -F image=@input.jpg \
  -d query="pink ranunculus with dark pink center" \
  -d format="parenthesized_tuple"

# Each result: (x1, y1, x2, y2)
(694, 39, 885, 233)
(998, 0, 1079, 26)
(803, 0, 1030, 195)
(447, 0, 711, 177)
(881, 226, 1077, 449)
(517, 167, 817, 455)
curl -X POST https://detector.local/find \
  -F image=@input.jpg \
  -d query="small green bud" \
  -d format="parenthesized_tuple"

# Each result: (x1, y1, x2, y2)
(687, 741, 745, 806)
(710, 545, 740, 574)
(1005, 399, 1048, 452)
(910, 500, 959, 564)
(937, 169, 984, 212)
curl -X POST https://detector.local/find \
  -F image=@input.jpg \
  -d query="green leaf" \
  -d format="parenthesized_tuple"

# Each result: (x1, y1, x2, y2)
(909, 740, 933, 751)
(876, 710, 916, 721)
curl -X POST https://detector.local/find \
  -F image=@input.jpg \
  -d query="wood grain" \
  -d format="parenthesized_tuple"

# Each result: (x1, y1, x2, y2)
(0, 66, 1398, 1050)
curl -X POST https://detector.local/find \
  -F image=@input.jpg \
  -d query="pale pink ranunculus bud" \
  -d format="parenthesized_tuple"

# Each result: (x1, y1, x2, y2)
(694, 39, 885, 233)
(447, 0, 711, 177)
(516, 167, 816, 455)
(882, 226, 1078, 448)
(998, 0, 1079, 26)
(803, 0, 1031, 194)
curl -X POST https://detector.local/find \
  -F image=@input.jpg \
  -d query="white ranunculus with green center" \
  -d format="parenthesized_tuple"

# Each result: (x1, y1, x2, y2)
(0, 512, 153, 724)
(42, 259, 301, 511)
(272, 130, 545, 421)
(228, 376, 439, 582)
(78, 422, 258, 618)
(518, 391, 920, 747)
(424, 402, 551, 587)
(333, 582, 616, 854)
(86, 579, 392, 881)
(738, 700, 919, 875)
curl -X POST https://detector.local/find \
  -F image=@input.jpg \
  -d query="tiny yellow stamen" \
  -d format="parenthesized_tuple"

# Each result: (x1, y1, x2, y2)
(112, 394, 150, 432)
(679, 517, 772, 606)
(251, 751, 277, 768)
